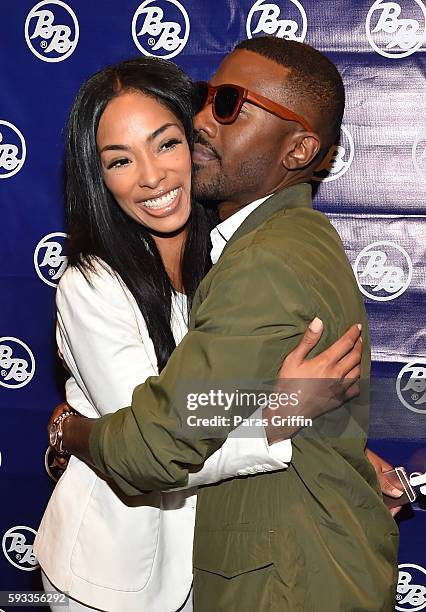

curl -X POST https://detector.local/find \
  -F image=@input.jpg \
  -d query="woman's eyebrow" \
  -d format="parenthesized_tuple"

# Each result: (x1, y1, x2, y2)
(99, 123, 181, 153)
(147, 122, 181, 142)
(99, 144, 129, 153)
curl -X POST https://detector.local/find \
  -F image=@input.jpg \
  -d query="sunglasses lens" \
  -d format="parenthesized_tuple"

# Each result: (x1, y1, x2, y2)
(193, 82, 209, 113)
(215, 86, 240, 120)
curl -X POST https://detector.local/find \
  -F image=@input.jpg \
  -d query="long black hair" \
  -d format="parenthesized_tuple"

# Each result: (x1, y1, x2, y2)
(65, 57, 213, 371)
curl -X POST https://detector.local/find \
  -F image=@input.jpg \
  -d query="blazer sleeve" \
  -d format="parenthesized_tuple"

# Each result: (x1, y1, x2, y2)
(184, 408, 291, 487)
(56, 264, 158, 416)
(57, 263, 291, 486)
(89, 244, 315, 496)
(64, 375, 97, 418)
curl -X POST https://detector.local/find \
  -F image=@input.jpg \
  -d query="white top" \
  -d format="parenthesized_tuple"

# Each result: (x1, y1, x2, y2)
(34, 250, 291, 611)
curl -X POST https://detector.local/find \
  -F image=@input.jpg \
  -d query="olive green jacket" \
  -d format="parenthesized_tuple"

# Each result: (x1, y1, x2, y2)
(90, 183, 398, 611)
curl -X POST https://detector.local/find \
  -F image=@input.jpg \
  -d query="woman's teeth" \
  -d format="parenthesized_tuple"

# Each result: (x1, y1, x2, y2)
(142, 188, 179, 209)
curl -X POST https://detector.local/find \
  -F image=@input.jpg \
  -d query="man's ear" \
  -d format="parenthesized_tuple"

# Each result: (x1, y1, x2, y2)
(283, 132, 321, 170)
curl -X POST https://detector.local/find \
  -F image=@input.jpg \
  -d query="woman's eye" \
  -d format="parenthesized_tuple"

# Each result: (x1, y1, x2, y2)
(107, 157, 130, 170)
(161, 138, 182, 151)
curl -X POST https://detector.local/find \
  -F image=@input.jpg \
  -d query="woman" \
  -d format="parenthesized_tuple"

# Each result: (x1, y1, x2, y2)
(34, 57, 362, 612)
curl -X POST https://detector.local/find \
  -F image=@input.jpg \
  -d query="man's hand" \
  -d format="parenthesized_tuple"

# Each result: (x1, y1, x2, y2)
(47, 400, 96, 466)
(365, 448, 403, 517)
(264, 318, 362, 443)
(47, 402, 73, 469)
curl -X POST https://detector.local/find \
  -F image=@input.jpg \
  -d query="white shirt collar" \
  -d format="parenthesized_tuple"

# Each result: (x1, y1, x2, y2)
(210, 195, 270, 264)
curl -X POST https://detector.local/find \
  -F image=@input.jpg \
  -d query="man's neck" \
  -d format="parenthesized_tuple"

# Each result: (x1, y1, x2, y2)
(218, 201, 251, 221)
(218, 176, 311, 221)
(218, 193, 274, 221)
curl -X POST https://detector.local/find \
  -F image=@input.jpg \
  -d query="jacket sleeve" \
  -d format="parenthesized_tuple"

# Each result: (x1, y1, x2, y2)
(89, 245, 315, 495)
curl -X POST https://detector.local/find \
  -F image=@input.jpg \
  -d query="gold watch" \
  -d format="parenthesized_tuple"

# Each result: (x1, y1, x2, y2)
(49, 411, 76, 455)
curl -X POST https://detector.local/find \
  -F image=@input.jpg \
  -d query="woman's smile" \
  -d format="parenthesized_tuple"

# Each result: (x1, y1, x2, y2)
(138, 186, 181, 215)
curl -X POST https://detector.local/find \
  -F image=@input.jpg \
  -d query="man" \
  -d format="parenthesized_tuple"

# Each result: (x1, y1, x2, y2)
(56, 37, 399, 610)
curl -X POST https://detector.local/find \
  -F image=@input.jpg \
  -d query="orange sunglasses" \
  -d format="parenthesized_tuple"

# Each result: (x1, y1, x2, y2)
(194, 81, 313, 132)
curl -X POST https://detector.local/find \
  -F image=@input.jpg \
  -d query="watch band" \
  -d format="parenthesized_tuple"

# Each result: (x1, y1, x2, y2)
(52, 410, 77, 455)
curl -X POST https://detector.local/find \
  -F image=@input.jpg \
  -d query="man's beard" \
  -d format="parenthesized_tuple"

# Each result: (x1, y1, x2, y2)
(192, 160, 227, 203)
(192, 132, 276, 205)
(193, 153, 273, 205)
(192, 134, 226, 202)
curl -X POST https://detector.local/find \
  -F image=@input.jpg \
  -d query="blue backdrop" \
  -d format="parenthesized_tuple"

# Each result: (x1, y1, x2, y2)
(1, 1, 425, 610)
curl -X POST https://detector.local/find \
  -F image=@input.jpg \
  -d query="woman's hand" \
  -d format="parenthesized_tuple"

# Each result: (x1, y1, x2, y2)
(279, 317, 362, 411)
(264, 318, 363, 443)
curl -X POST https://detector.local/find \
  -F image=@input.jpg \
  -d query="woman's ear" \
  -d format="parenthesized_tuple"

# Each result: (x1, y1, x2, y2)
(283, 132, 321, 170)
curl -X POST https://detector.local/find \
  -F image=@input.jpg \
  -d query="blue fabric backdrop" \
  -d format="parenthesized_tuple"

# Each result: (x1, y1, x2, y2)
(1, 1, 425, 610)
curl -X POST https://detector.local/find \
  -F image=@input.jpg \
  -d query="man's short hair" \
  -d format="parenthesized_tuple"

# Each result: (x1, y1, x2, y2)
(235, 36, 345, 149)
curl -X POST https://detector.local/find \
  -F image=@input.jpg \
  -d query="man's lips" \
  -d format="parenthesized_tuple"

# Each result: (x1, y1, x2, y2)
(192, 142, 219, 163)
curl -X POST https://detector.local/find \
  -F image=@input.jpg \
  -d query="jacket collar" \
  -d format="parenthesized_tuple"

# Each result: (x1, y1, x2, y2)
(223, 182, 313, 255)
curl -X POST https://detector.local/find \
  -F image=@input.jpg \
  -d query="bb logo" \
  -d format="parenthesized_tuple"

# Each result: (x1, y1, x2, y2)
(354, 241, 413, 301)
(132, 0, 190, 59)
(246, 0, 307, 41)
(410, 472, 426, 495)
(45, 446, 66, 482)
(396, 563, 426, 611)
(366, 0, 426, 59)
(25, 0, 79, 63)
(412, 130, 426, 179)
(313, 126, 354, 182)
(0, 120, 26, 179)
(34, 232, 68, 288)
(0, 338, 36, 389)
(397, 361, 426, 414)
(2, 526, 39, 571)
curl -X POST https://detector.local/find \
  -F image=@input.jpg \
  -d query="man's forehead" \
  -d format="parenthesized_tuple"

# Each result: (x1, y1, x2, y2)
(211, 49, 291, 95)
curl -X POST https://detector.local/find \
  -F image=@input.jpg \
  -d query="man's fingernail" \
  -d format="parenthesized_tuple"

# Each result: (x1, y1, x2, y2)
(391, 488, 404, 497)
(357, 323, 362, 331)
(309, 317, 323, 333)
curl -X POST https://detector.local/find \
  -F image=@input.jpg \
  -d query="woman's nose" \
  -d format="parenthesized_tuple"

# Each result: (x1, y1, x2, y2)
(138, 156, 167, 189)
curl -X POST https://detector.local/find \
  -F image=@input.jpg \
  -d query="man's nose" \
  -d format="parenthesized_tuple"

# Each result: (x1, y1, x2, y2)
(194, 103, 218, 139)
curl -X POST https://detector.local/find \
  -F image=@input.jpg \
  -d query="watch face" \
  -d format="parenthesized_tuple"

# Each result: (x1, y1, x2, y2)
(49, 422, 58, 447)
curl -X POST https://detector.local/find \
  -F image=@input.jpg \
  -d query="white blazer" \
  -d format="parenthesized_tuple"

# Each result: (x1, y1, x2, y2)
(34, 259, 291, 612)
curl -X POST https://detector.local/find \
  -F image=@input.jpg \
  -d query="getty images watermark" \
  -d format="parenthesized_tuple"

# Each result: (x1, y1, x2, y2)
(176, 378, 424, 442)
(185, 388, 312, 430)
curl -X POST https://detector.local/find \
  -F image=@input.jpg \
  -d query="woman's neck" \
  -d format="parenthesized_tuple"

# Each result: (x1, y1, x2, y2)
(152, 227, 188, 293)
